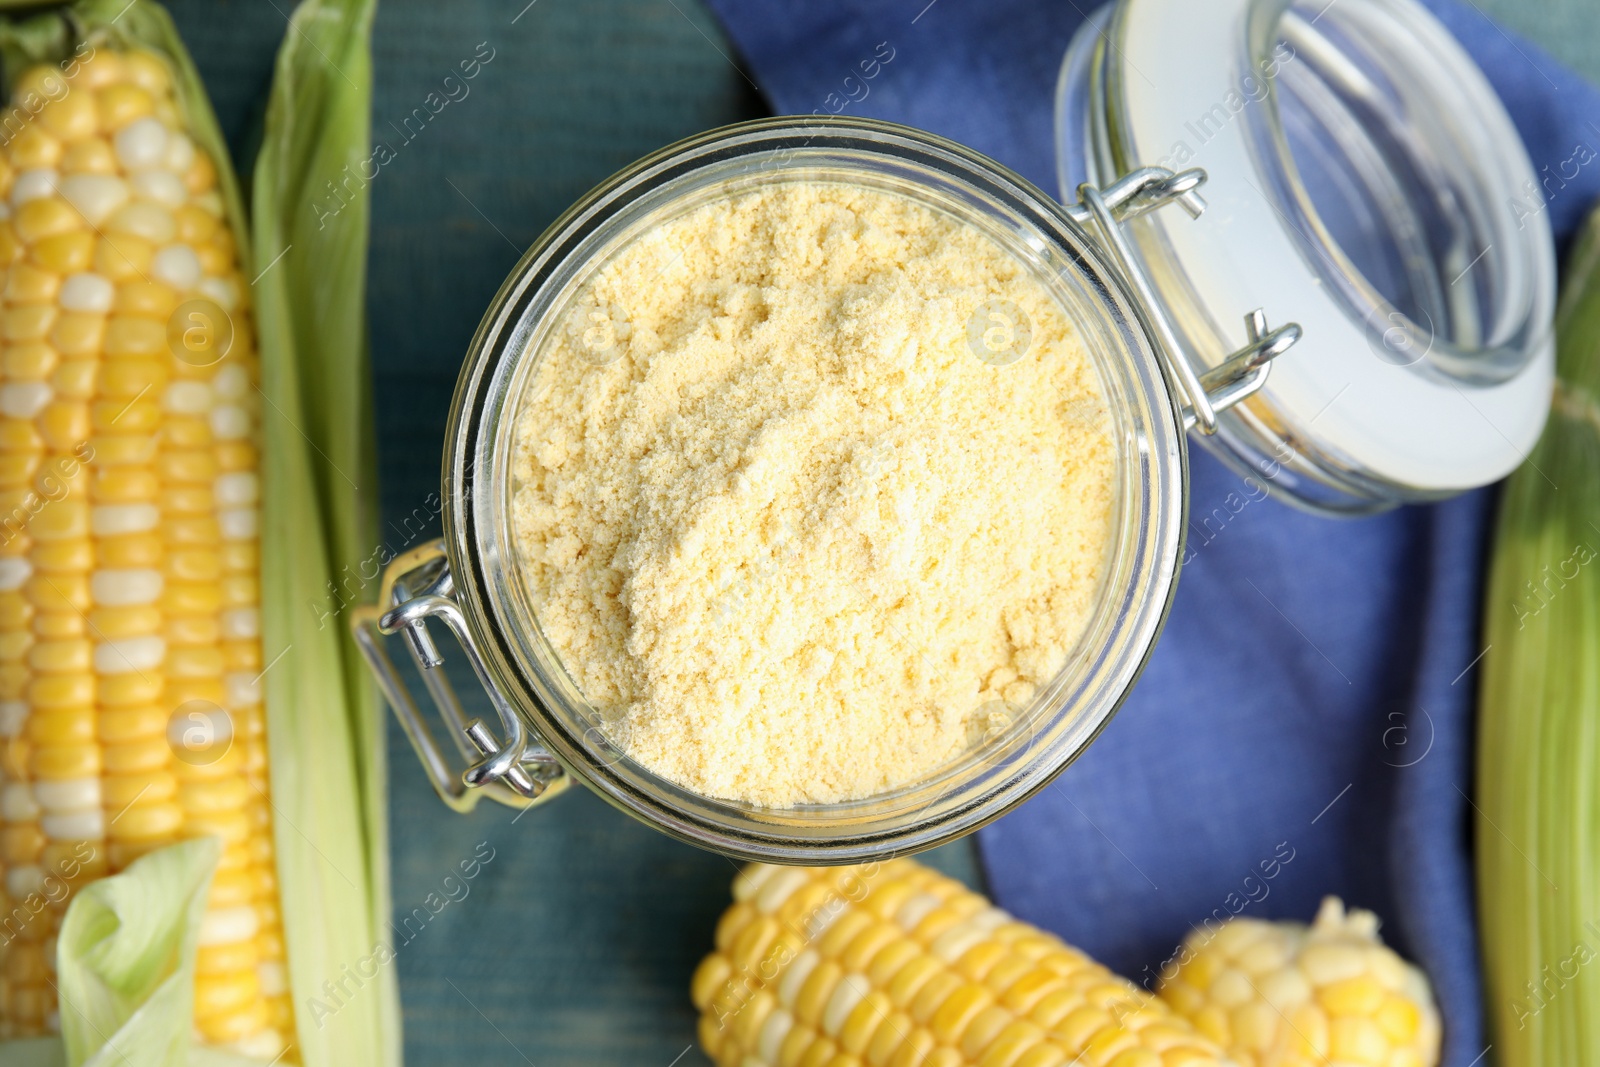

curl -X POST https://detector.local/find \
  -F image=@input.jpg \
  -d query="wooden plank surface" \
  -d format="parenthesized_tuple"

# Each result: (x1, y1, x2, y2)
(158, 0, 1592, 1062)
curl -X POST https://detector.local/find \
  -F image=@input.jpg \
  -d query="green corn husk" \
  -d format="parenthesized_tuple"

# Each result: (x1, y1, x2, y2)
(252, 0, 398, 1064)
(1477, 204, 1600, 1064)
(0, 1, 396, 1064)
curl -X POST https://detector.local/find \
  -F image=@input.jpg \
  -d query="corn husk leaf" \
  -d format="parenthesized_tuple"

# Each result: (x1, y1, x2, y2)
(55, 839, 219, 1067)
(251, 0, 397, 1065)
(1477, 204, 1600, 1064)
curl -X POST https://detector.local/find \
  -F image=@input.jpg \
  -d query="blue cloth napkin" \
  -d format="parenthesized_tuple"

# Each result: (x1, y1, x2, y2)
(699, 2, 1600, 1063)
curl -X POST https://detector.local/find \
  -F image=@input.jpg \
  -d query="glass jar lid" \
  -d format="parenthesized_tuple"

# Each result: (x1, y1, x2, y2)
(1057, 0, 1555, 511)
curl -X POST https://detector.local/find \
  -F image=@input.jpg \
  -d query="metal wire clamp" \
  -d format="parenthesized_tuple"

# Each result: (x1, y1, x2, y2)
(1065, 166, 1302, 434)
(351, 539, 570, 812)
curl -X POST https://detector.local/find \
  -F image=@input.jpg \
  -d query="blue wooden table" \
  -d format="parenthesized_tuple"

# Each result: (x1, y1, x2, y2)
(166, 0, 1591, 1062)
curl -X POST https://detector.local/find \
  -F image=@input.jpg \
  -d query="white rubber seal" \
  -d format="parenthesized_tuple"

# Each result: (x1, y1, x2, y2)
(1118, 0, 1553, 491)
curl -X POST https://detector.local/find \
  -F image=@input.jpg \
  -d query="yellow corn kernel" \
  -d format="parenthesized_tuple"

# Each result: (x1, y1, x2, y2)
(166, 613, 218, 645)
(103, 316, 166, 358)
(0, 628, 33, 660)
(94, 235, 153, 281)
(928, 983, 993, 1045)
(30, 740, 99, 779)
(179, 777, 250, 812)
(88, 604, 161, 640)
(184, 808, 250, 847)
(164, 677, 224, 710)
(103, 769, 176, 808)
(108, 801, 182, 842)
(31, 230, 94, 273)
(198, 940, 259, 977)
(0, 452, 42, 487)
(31, 612, 81, 639)
(13, 64, 68, 100)
(1318, 974, 1385, 1017)
(196, 243, 234, 275)
(114, 280, 179, 318)
(38, 400, 90, 449)
(162, 581, 220, 615)
(59, 138, 116, 175)
(30, 538, 91, 572)
(174, 205, 218, 245)
(0, 588, 34, 623)
(28, 499, 88, 541)
(38, 92, 97, 141)
(102, 735, 170, 775)
(28, 637, 91, 673)
(49, 311, 106, 357)
(88, 433, 158, 466)
(1, 733, 31, 776)
(185, 151, 217, 195)
(3, 304, 58, 343)
(27, 705, 92, 747)
(97, 532, 161, 568)
(215, 441, 257, 473)
(7, 125, 62, 170)
(4, 263, 61, 305)
(221, 540, 257, 572)
(99, 357, 169, 398)
(26, 573, 90, 615)
(51, 358, 99, 400)
(94, 83, 154, 129)
(1374, 995, 1420, 1044)
(97, 672, 165, 708)
(13, 198, 81, 244)
(91, 397, 159, 433)
(90, 465, 159, 502)
(167, 645, 223, 679)
(2, 823, 46, 864)
(162, 484, 212, 514)
(97, 702, 166, 743)
(159, 415, 210, 449)
(119, 50, 171, 94)
(196, 998, 270, 1045)
(0, 419, 43, 452)
(159, 448, 217, 483)
(3, 941, 49, 984)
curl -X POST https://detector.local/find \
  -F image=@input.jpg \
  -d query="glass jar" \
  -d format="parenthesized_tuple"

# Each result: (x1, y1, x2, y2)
(356, 0, 1554, 861)
(1057, 0, 1554, 512)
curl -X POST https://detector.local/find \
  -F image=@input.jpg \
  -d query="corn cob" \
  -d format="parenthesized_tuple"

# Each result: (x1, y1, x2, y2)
(0, 46, 293, 1057)
(1156, 898, 1440, 1067)
(692, 860, 1232, 1067)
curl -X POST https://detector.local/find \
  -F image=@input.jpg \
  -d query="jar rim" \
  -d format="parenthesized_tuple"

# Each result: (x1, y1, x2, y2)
(440, 116, 1189, 862)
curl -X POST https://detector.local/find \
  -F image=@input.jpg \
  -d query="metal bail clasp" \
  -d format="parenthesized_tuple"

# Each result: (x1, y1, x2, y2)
(351, 539, 570, 813)
(1065, 166, 1302, 434)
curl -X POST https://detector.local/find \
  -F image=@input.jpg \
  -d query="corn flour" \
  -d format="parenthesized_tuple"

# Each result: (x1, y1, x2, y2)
(510, 181, 1115, 806)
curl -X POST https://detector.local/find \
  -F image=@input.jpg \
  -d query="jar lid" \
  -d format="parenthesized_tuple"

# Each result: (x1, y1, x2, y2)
(1057, 0, 1554, 510)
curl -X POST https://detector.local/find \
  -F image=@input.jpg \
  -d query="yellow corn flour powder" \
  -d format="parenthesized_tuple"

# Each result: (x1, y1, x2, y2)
(510, 181, 1115, 806)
